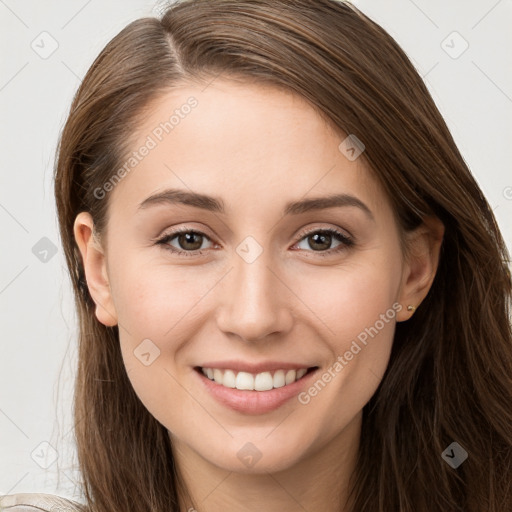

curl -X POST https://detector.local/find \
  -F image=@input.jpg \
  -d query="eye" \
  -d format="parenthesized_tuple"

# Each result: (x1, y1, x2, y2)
(154, 228, 215, 257)
(153, 226, 354, 258)
(293, 227, 354, 257)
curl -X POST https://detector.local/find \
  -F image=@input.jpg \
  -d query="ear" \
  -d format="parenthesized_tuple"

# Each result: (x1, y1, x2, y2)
(73, 211, 118, 327)
(396, 215, 444, 322)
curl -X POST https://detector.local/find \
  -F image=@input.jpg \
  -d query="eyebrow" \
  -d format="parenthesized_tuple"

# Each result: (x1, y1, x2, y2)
(138, 188, 374, 220)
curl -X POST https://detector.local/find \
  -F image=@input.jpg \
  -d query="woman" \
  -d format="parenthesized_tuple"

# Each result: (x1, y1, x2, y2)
(2, 0, 511, 510)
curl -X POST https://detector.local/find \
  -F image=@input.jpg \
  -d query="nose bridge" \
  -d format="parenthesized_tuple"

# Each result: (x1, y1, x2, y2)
(216, 238, 291, 342)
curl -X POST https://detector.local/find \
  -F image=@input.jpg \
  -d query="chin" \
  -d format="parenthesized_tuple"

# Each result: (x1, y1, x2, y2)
(191, 427, 318, 474)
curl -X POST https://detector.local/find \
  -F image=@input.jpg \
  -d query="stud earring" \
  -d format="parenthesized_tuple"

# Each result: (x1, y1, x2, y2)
(407, 305, 416, 312)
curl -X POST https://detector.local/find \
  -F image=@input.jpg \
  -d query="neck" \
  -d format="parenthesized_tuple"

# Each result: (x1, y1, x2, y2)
(171, 412, 361, 512)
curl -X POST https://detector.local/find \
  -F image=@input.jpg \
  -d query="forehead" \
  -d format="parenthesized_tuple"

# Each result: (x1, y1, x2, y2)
(107, 78, 387, 218)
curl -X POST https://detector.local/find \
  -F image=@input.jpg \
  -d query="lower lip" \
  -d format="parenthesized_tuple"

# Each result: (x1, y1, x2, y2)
(195, 368, 318, 415)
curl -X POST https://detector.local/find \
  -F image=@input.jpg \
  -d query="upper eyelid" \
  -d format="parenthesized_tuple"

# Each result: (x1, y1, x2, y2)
(295, 224, 353, 240)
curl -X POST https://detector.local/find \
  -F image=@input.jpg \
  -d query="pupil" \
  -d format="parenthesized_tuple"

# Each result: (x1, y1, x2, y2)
(181, 232, 202, 250)
(310, 232, 331, 251)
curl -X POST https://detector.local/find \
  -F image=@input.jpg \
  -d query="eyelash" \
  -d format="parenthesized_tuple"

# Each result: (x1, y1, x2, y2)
(153, 226, 354, 258)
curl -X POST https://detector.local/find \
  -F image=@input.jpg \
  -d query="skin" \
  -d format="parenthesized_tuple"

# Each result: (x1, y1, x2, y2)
(74, 78, 444, 512)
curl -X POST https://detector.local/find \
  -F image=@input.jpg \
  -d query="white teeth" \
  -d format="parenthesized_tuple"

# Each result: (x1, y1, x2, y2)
(296, 368, 307, 379)
(236, 371, 254, 390)
(254, 371, 273, 391)
(285, 369, 296, 385)
(223, 369, 236, 388)
(200, 367, 310, 391)
(273, 369, 286, 388)
(213, 369, 223, 384)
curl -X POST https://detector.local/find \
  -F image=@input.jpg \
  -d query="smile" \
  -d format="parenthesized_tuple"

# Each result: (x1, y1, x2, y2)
(200, 367, 309, 391)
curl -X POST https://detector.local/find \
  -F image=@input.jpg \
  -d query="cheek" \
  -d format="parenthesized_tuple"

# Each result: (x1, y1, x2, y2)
(109, 255, 223, 389)
(298, 284, 400, 438)
(109, 250, 205, 335)
(294, 251, 402, 345)
(290, 249, 401, 420)
(111, 262, 199, 423)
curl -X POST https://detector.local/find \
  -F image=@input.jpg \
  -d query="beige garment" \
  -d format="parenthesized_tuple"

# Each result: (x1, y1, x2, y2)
(0, 493, 86, 512)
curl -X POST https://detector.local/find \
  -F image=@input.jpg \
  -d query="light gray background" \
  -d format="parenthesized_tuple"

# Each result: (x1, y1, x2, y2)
(1, 0, 511, 501)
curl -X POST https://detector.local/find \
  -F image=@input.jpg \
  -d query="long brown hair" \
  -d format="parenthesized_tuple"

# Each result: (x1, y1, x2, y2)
(54, 1, 512, 510)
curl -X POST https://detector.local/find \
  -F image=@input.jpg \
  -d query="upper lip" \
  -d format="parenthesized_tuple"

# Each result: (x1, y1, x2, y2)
(197, 360, 317, 374)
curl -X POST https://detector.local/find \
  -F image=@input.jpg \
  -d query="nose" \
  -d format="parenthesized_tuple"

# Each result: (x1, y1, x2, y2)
(215, 250, 293, 343)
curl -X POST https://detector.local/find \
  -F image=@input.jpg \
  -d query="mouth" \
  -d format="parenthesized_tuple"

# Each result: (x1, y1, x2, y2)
(194, 364, 319, 414)
(194, 365, 319, 415)
(197, 366, 313, 391)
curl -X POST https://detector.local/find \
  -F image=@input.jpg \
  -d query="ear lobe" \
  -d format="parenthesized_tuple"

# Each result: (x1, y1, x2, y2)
(396, 216, 444, 322)
(73, 212, 118, 327)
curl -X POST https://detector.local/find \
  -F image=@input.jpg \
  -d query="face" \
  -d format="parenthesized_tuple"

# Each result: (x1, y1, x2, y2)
(75, 78, 441, 475)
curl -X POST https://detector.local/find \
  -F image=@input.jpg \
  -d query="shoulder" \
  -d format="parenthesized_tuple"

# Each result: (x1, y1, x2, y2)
(0, 493, 86, 511)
